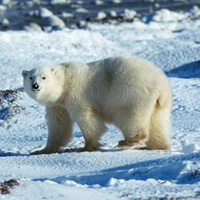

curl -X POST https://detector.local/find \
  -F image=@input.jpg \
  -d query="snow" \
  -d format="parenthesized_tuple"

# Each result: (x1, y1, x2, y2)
(123, 9, 137, 20)
(96, 12, 107, 20)
(1, 6, 200, 200)
(43, 15, 66, 29)
(37, 8, 54, 18)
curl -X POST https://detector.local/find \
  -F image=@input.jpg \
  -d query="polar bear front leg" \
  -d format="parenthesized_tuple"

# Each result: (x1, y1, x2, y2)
(74, 107, 107, 151)
(31, 106, 73, 155)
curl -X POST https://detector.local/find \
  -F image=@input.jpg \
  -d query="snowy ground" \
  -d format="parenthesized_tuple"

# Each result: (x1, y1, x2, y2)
(1, 7, 200, 200)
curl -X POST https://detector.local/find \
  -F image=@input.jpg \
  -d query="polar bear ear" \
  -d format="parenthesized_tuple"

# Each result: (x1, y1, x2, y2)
(51, 66, 60, 76)
(51, 66, 64, 80)
(22, 70, 28, 78)
(51, 67, 56, 73)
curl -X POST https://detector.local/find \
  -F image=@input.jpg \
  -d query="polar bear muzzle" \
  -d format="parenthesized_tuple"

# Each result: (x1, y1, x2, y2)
(32, 82, 40, 91)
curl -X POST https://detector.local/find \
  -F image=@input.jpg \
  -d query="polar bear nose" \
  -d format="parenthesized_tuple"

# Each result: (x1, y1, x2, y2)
(32, 82, 39, 90)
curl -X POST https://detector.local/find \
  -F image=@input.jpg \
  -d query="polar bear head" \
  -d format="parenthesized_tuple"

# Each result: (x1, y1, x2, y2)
(22, 65, 65, 105)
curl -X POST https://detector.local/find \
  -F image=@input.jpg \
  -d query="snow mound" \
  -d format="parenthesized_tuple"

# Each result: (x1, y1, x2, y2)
(151, 9, 188, 22)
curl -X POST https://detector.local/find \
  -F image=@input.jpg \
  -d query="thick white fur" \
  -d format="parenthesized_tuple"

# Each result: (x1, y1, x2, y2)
(22, 56, 172, 154)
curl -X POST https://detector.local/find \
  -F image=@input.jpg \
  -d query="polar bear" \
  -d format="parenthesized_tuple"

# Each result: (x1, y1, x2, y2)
(22, 56, 172, 154)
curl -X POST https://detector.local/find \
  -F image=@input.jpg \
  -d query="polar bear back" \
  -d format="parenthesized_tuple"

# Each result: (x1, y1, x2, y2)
(83, 56, 169, 109)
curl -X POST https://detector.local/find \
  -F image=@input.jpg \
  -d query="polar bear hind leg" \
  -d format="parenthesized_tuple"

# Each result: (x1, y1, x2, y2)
(115, 104, 154, 147)
(115, 83, 171, 150)
(146, 92, 171, 150)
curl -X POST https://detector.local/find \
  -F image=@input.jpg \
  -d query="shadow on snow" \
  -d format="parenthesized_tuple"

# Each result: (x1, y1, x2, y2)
(34, 152, 200, 186)
(166, 60, 200, 79)
(0, 151, 28, 157)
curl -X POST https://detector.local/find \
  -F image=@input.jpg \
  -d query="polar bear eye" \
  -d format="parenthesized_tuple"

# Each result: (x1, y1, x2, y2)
(30, 77, 33, 80)
(42, 77, 46, 80)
